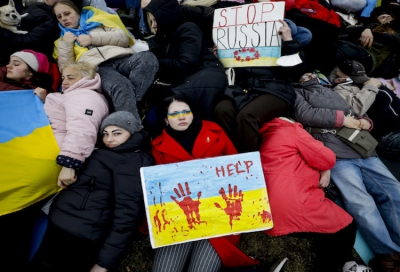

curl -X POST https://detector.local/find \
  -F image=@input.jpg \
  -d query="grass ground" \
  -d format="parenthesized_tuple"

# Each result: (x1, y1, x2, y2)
(117, 231, 364, 272)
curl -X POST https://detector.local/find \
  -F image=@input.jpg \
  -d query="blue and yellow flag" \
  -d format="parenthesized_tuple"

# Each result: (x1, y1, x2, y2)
(0, 90, 61, 216)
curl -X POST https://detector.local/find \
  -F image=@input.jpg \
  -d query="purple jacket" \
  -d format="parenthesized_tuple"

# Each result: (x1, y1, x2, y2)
(44, 74, 109, 162)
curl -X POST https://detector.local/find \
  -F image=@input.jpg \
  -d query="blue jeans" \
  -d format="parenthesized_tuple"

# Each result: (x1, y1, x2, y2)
(284, 19, 312, 48)
(331, 157, 400, 254)
(378, 132, 400, 157)
(98, 51, 158, 125)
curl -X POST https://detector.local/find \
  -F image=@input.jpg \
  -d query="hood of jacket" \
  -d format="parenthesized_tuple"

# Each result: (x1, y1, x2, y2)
(62, 73, 102, 94)
(259, 117, 298, 135)
(144, 0, 183, 40)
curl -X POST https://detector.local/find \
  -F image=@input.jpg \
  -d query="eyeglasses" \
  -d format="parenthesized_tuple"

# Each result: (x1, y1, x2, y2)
(167, 110, 192, 118)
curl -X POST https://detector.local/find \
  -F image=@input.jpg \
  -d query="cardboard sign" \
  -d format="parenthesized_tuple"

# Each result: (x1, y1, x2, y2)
(212, 2, 285, 67)
(140, 152, 273, 248)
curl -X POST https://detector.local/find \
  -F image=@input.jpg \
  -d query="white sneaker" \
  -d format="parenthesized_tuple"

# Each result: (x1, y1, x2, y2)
(342, 261, 373, 272)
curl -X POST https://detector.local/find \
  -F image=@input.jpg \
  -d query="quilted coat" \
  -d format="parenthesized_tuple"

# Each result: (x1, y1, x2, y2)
(44, 74, 108, 162)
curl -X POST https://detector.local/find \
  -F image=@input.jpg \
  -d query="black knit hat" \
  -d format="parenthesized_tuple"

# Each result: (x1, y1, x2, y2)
(100, 111, 142, 134)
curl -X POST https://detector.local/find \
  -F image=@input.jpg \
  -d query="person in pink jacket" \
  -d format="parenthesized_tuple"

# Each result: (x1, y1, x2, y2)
(44, 61, 109, 188)
(260, 117, 370, 272)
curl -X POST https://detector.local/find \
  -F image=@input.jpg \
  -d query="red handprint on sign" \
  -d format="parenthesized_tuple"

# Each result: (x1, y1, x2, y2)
(214, 184, 244, 229)
(170, 182, 202, 229)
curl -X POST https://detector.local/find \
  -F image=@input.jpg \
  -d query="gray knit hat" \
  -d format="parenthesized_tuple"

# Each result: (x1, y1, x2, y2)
(100, 111, 143, 134)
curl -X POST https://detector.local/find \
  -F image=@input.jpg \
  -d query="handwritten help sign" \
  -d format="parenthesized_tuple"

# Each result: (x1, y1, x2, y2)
(140, 152, 273, 248)
(212, 2, 285, 67)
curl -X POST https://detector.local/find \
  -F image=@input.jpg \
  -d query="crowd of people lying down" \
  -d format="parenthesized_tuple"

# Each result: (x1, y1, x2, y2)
(1, 0, 400, 271)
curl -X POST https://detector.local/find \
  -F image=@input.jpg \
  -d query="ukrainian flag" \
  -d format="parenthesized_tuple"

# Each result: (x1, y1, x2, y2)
(0, 90, 61, 216)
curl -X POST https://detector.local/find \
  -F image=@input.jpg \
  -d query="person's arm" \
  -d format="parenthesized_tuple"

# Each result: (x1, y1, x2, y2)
(158, 23, 203, 74)
(95, 152, 154, 270)
(294, 124, 336, 171)
(56, 35, 76, 68)
(90, 27, 130, 48)
(333, 81, 380, 117)
(294, 89, 343, 128)
(59, 91, 108, 163)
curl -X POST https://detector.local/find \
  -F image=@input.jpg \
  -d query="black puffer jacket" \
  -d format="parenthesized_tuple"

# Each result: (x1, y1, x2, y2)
(232, 39, 304, 110)
(144, 0, 227, 119)
(0, 3, 59, 65)
(49, 131, 154, 270)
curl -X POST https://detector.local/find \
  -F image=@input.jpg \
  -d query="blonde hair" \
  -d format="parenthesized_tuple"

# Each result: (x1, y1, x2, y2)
(146, 12, 156, 35)
(60, 61, 98, 79)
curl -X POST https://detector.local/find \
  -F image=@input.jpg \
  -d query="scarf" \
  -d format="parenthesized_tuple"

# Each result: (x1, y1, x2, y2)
(166, 118, 202, 156)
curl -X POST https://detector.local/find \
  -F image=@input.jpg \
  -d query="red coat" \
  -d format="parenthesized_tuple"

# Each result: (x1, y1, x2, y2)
(151, 120, 258, 267)
(259, 118, 352, 236)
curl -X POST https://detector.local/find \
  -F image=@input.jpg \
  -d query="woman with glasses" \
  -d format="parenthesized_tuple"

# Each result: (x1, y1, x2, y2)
(150, 95, 258, 272)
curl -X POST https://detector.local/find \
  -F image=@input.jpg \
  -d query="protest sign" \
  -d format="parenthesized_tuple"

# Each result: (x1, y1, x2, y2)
(213, 2, 285, 67)
(141, 152, 273, 248)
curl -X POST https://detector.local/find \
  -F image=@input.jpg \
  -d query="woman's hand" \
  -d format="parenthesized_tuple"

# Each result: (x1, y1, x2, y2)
(90, 264, 107, 272)
(57, 167, 77, 189)
(33, 87, 47, 103)
(361, 29, 373, 48)
(358, 119, 371, 130)
(76, 34, 92, 47)
(278, 19, 292, 42)
(319, 170, 331, 188)
(343, 116, 361, 130)
(212, 44, 218, 58)
(63, 32, 77, 43)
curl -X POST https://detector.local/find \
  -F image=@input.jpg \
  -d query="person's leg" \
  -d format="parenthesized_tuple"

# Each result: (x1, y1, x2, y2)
(187, 240, 221, 272)
(214, 99, 238, 145)
(235, 94, 287, 153)
(29, 222, 99, 272)
(113, 52, 159, 102)
(360, 157, 400, 247)
(312, 220, 357, 272)
(152, 242, 195, 272)
(378, 132, 400, 157)
(0, 201, 44, 272)
(331, 158, 400, 254)
(97, 64, 143, 124)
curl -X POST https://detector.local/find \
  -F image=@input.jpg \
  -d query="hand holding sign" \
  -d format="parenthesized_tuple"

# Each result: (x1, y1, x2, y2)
(170, 182, 202, 229)
(214, 184, 244, 229)
(278, 19, 292, 41)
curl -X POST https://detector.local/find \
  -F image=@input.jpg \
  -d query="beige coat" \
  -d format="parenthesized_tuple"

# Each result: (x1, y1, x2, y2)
(334, 83, 379, 117)
(57, 26, 135, 67)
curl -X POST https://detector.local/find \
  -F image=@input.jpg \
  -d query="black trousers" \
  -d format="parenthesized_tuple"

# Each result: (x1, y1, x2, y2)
(290, 220, 357, 272)
(214, 94, 287, 153)
(0, 198, 48, 272)
(29, 222, 101, 272)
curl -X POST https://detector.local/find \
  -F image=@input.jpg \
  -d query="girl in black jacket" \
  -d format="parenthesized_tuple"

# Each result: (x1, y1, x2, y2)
(30, 111, 154, 272)
(144, 0, 227, 120)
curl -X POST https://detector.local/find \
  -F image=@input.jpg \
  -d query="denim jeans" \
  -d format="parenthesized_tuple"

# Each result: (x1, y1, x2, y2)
(98, 51, 158, 125)
(377, 132, 400, 157)
(330, 157, 400, 254)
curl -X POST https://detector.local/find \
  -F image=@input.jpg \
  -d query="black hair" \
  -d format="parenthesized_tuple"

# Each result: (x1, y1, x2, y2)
(156, 95, 198, 126)
(4, 65, 54, 92)
(28, 66, 54, 92)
